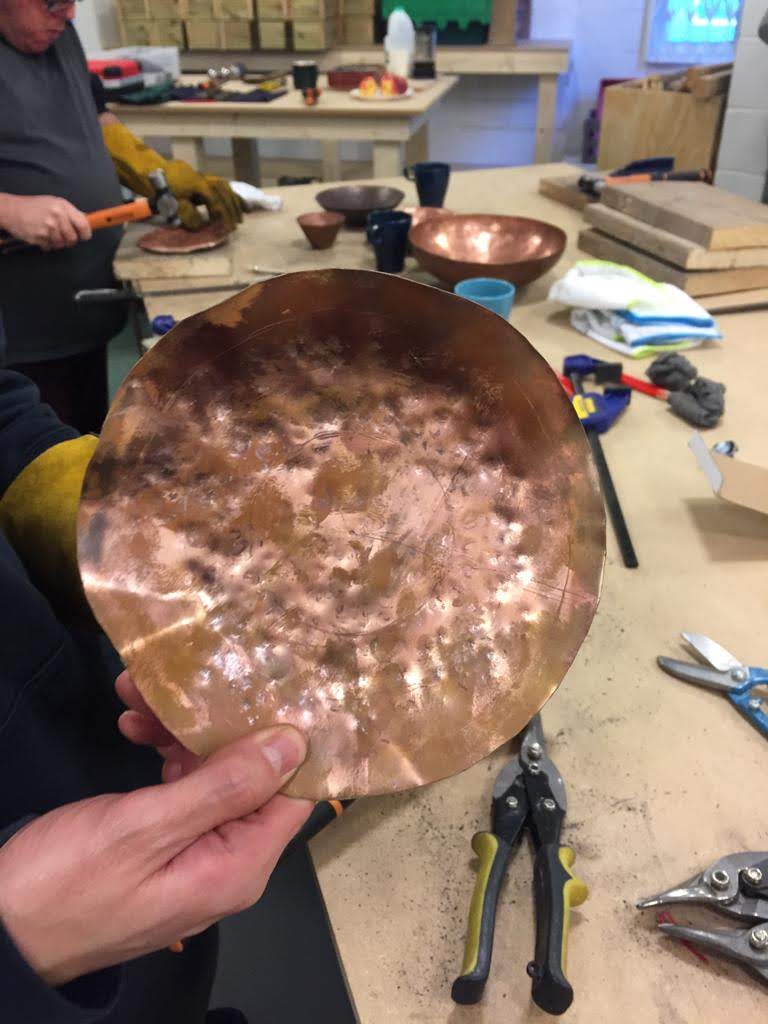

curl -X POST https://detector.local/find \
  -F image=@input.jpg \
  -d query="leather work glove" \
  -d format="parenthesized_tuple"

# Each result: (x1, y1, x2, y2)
(102, 121, 243, 232)
(0, 436, 98, 626)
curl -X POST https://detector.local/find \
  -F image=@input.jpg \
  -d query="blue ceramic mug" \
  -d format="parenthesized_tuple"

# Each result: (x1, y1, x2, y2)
(369, 212, 412, 273)
(366, 208, 407, 244)
(404, 162, 450, 207)
(454, 277, 516, 319)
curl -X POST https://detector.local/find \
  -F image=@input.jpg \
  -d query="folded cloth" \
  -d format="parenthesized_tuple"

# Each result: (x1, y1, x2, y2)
(570, 309, 720, 359)
(229, 181, 283, 212)
(551, 259, 722, 358)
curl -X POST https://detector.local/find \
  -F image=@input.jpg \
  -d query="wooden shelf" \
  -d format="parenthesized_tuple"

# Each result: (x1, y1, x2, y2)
(181, 40, 571, 76)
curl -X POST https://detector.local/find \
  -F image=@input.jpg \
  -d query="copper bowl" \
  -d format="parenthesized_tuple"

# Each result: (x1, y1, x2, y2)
(409, 214, 567, 287)
(297, 211, 344, 249)
(316, 184, 405, 227)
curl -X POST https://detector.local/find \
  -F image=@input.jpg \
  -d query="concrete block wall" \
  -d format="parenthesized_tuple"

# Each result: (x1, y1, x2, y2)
(715, 0, 768, 201)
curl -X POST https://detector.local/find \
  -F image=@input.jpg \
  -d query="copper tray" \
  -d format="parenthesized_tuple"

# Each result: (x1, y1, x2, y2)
(78, 270, 604, 799)
(409, 213, 567, 287)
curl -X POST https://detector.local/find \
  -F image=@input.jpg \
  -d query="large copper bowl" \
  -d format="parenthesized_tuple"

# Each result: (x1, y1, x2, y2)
(316, 184, 405, 227)
(410, 213, 567, 287)
(78, 270, 604, 800)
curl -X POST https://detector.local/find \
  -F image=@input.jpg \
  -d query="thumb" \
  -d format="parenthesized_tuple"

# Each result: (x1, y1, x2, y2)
(137, 726, 307, 856)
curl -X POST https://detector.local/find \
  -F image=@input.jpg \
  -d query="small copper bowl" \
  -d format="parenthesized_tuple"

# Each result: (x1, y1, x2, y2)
(316, 184, 405, 228)
(297, 211, 344, 249)
(409, 214, 566, 287)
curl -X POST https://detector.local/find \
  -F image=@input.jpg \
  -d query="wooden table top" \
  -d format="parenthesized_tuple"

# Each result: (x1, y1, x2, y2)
(110, 74, 457, 119)
(115, 163, 768, 1024)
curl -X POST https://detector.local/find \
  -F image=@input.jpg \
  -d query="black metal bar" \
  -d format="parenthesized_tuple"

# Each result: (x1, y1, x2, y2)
(569, 371, 638, 569)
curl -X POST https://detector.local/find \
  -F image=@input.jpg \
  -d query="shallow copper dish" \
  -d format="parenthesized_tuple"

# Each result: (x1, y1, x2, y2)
(316, 184, 405, 227)
(138, 221, 231, 254)
(78, 270, 604, 800)
(409, 213, 566, 287)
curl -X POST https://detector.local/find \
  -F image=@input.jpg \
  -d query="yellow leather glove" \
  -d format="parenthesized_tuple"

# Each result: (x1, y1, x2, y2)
(102, 121, 243, 232)
(0, 437, 98, 626)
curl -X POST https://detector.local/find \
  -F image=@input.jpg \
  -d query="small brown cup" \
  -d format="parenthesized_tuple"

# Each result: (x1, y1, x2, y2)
(297, 211, 344, 250)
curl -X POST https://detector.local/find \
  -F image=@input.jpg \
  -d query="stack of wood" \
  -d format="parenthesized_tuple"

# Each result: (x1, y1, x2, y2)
(579, 181, 768, 311)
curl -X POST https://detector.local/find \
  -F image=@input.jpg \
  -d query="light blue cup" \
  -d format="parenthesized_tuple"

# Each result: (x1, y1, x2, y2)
(454, 277, 516, 319)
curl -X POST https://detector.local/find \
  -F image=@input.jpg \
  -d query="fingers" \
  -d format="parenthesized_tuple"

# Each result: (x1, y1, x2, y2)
(166, 794, 313, 915)
(118, 709, 176, 749)
(135, 726, 308, 853)
(70, 206, 92, 242)
(115, 670, 153, 717)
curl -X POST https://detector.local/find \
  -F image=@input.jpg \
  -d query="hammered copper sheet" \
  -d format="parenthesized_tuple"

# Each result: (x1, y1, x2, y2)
(138, 221, 230, 254)
(78, 270, 604, 799)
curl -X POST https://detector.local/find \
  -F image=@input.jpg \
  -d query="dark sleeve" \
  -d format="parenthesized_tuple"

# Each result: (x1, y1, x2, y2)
(0, 819, 123, 1023)
(90, 73, 107, 116)
(0, 369, 77, 499)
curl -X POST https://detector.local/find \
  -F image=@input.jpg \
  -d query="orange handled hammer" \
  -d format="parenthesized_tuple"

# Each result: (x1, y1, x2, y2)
(0, 168, 179, 254)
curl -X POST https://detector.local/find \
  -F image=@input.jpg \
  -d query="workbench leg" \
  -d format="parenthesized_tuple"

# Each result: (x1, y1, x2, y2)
(372, 140, 404, 179)
(405, 122, 429, 166)
(534, 74, 558, 163)
(171, 137, 205, 171)
(321, 141, 341, 182)
(232, 138, 261, 185)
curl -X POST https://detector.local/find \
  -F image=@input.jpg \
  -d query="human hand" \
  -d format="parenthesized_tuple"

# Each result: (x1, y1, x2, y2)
(0, 193, 92, 250)
(0, 714, 311, 986)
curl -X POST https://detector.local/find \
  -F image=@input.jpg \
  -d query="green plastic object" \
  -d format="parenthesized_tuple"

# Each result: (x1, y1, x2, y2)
(382, 0, 492, 30)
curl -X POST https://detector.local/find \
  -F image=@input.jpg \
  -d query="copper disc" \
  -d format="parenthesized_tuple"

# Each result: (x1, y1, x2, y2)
(78, 270, 604, 799)
(138, 221, 230, 254)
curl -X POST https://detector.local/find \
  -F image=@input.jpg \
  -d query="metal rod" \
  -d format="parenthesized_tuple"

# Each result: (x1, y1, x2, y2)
(569, 371, 638, 569)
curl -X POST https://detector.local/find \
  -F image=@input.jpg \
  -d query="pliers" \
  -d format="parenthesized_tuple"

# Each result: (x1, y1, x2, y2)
(658, 632, 768, 740)
(637, 851, 768, 984)
(452, 715, 587, 1015)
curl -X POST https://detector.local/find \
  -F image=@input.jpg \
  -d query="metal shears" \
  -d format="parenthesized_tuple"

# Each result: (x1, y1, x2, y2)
(452, 715, 587, 1015)
(638, 852, 768, 984)
(658, 632, 768, 740)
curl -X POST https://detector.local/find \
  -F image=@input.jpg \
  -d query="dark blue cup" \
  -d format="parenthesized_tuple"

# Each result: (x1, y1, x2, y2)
(366, 208, 406, 244)
(404, 161, 451, 207)
(369, 212, 412, 273)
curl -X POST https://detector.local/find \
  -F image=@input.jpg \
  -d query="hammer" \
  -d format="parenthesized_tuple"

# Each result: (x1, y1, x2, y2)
(0, 168, 179, 255)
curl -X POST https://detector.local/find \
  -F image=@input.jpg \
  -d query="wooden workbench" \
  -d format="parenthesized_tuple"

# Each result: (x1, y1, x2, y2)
(110, 75, 457, 183)
(115, 164, 768, 1023)
(180, 40, 572, 164)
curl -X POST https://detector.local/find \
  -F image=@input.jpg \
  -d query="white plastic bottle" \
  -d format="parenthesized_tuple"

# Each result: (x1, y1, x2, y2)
(384, 7, 415, 78)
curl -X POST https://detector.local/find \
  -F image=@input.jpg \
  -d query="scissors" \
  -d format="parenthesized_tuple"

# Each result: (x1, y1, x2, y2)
(657, 632, 768, 740)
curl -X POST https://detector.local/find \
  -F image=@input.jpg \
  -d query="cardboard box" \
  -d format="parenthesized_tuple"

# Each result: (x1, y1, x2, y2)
(256, 0, 288, 14)
(257, 18, 289, 47)
(118, 0, 179, 18)
(292, 15, 336, 49)
(341, 13, 373, 43)
(690, 434, 768, 517)
(180, 0, 216, 18)
(183, 18, 220, 46)
(220, 19, 257, 47)
(214, 0, 254, 17)
(292, 0, 337, 15)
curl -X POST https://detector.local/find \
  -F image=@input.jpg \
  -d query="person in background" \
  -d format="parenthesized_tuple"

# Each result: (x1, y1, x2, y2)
(0, 0, 242, 433)
(0, 356, 312, 1023)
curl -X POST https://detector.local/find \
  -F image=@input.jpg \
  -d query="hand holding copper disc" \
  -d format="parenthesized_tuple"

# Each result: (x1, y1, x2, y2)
(78, 270, 604, 799)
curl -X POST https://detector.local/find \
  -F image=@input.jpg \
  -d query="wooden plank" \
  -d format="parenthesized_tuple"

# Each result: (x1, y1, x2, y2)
(701, 288, 768, 313)
(600, 181, 768, 250)
(534, 74, 557, 163)
(584, 204, 768, 269)
(596, 85, 725, 172)
(577, 228, 768, 296)
(538, 174, 594, 211)
(488, 0, 518, 44)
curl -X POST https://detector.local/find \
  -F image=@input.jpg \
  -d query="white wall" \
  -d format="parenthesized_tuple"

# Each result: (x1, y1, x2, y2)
(74, 0, 120, 53)
(715, 0, 767, 201)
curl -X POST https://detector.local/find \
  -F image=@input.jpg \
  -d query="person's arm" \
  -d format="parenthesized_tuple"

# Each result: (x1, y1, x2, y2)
(87, 73, 242, 233)
(0, 370, 97, 624)
(0, 192, 91, 250)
